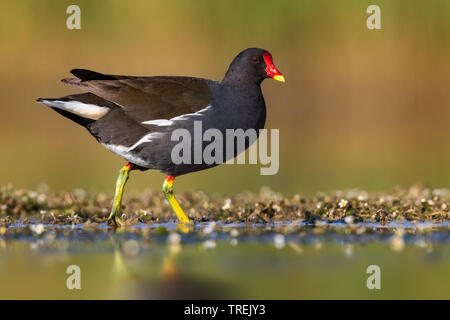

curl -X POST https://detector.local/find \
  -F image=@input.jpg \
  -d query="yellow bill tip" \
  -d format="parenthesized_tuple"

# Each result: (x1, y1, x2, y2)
(273, 75, 285, 83)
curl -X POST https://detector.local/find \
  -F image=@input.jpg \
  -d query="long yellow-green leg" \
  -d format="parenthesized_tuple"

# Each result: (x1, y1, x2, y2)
(108, 163, 133, 227)
(162, 175, 190, 232)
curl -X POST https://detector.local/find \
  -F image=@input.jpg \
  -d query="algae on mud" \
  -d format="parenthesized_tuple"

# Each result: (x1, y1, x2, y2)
(0, 184, 448, 226)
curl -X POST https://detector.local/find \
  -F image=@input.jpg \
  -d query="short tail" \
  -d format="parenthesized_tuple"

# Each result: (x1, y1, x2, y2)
(37, 93, 113, 126)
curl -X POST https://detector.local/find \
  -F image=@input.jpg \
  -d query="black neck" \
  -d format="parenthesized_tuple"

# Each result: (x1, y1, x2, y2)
(221, 69, 264, 87)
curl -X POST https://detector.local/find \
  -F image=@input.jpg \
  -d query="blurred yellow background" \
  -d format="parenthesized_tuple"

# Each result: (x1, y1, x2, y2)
(1, 0, 449, 195)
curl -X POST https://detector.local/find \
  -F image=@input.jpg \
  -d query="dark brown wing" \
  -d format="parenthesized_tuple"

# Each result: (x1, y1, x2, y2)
(62, 69, 215, 123)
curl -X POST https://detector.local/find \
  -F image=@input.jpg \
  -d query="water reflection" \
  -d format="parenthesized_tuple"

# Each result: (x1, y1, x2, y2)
(0, 221, 448, 299)
(109, 231, 229, 299)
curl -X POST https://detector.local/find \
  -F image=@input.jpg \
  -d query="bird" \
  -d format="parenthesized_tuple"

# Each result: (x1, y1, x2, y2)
(37, 48, 284, 229)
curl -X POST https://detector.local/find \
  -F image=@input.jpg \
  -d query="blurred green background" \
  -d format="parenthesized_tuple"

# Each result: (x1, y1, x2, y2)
(1, 0, 450, 196)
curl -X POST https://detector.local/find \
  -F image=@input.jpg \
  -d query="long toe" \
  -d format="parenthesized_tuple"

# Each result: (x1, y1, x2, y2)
(107, 215, 123, 228)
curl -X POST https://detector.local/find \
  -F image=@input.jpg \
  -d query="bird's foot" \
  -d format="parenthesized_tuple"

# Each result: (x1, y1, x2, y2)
(176, 220, 195, 234)
(107, 211, 124, 228)
(176, 223, 189, 234)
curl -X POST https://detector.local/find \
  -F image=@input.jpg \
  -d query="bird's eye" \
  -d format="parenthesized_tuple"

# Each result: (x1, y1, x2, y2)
(251, 56, 259, 64)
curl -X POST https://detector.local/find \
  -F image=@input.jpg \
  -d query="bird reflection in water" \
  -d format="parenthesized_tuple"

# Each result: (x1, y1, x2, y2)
(109, 231, 229, 299)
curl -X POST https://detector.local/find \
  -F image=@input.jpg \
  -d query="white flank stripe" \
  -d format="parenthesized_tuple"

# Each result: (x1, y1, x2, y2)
(140, 105, 212, 125)
(134, 105, 213, 151)
(169, 105, 212, 121)
(141, 119, 174, 126)
(127, 132, 163, 152)
(101, 143, 150, 167)
(40, 100, 109, 120)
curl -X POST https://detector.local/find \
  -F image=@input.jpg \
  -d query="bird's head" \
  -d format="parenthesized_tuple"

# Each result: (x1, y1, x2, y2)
(223, 48, 285, 85)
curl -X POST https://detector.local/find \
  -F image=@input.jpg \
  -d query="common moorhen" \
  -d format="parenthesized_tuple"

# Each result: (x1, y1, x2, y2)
(37, 48, 284, 228)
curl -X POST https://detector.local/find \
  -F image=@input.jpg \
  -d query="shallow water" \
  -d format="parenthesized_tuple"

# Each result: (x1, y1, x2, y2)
(0, 220, 448, 299)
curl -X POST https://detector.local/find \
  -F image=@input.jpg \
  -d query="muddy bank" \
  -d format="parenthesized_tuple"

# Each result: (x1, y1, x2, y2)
(1, 184, 448, 226)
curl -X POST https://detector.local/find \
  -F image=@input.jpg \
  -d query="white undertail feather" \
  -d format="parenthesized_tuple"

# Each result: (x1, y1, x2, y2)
(39, 100, 110, 120)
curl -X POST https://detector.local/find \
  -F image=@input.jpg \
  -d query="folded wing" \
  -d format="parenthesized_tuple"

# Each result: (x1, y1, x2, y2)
(62, 69, 215, 124)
